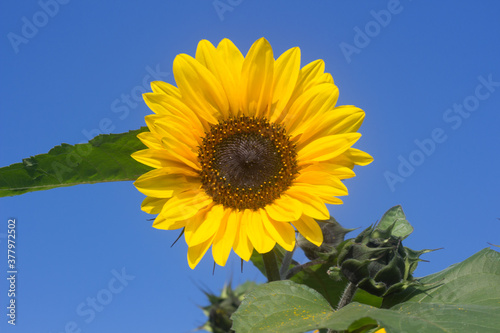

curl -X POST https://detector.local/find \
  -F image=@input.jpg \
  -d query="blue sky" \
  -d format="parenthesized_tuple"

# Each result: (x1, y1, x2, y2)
(1, 1, 499, 332)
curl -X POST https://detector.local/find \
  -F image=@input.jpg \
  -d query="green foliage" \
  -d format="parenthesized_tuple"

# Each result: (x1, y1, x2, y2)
(296, 217, 357, 260)
(290, 260, 382, 308)
(331, 205, 436, 297)
(0, 128, 152, 197)
(231, 280, 335, 333)
(376, 205, 413, 239)
(232, 248, 500, 332)
(250, 229, 382, 309)
(199, 282, 257, 333)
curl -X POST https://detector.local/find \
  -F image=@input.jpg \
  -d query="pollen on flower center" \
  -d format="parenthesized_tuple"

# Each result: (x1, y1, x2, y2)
(198, 116, 298, 210)
(214, 133, 281, 189)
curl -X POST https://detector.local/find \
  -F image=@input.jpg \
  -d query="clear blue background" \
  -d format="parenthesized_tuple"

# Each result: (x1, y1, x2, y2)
(1, 1, 499, 332)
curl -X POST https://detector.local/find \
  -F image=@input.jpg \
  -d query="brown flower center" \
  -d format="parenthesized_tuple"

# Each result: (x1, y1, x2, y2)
(198, 116, 298, 210)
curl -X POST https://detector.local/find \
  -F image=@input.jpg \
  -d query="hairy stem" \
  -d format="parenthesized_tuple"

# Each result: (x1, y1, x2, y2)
(327, 282, 358, 333)
(337, 282, 357, 310)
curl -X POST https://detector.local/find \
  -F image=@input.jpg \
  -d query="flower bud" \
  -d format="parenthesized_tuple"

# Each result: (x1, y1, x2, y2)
(336, 222, 431, 297)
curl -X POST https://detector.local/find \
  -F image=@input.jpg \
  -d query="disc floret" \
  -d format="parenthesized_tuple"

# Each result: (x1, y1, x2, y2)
(198, 116, 298, 210)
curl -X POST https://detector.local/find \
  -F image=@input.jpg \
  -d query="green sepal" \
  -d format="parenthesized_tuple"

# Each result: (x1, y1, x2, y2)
(332, 206, 436, 297)
(198, 281, 257, 333)
(297, 216, 356, 260)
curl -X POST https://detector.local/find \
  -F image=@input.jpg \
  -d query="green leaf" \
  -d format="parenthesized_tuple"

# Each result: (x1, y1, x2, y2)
(231, 280, 381, 333)
(250, 242, 382, 309)
(338, 248, 500, 332)
(0, 128, 152, 197)
(377, 205, 413, 239)
(238, 249, 500, 332)
(231, 280, 335, 333)
(330, 299, 500, 333)
(383, 248, 500, 308)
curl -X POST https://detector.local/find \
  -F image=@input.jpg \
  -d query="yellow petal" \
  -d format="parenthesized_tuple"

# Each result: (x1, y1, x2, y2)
(346, 148, 374, 166)
(281, 59, 325, 116)
(184, 205, 212, 245)
(319, 195, 344, 205)
(297, 59, 326, 91)
(187, 235, 216, 269)
(293, 106, 364, 149)
(173, 53, 227, 123)
(150, 81, 181, 98)
(295, 170, 338, 185)
(137, 132, 163, 150)
(152, 217, 185, 231)
(233, 212, 254, 261)
(260, 210, 295, 251)
(153, 190, 212, 228)
(143, 92, 206, 135)
(286, 83, 339, 137)
(246, 210, 276, 253)
(329, 147, 374, 169)
(141, 196, 168, 214)
(326, 106, 366, 135)
(241, 38, 274, 118)
(160, 135, 200, 171)
(300, 163, 356, 180)
(264, 194, 303, 222)
(143, 93, 170, 115)
(287, 190, 329, 220)
(270, 47, 301, 121)
(217, 39, 244, 115)
(144, 114, 165, 134)
(295, 171, 349, 192)
(298, 133, 361, 163)
(293, 215, 323, 246)
(154, 118, 201, 148)
(320, 72, 334, 84)
(217, 38, 244, 80)
(132, 149, 199, 172)
(134, 168, 199, 198)
(188, 204, 224, 246)
(131, 149, 170, 169)
(196, 40, 238, 117)
(212, 209, 239, 266)
(293, 183, 348, 198)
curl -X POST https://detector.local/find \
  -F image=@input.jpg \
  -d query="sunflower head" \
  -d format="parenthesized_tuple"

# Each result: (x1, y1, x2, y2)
(132, 37, 373, 269)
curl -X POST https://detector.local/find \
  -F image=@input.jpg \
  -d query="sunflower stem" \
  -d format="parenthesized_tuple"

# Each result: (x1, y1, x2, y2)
(336, 282, 357, 310)
(262, 250, 281, 282)
(279, 245, 295, 280)
(326, 282, 358, 333)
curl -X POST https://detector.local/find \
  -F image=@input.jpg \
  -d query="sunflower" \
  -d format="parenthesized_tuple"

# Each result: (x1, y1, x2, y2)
(132, 38, 372, 269)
